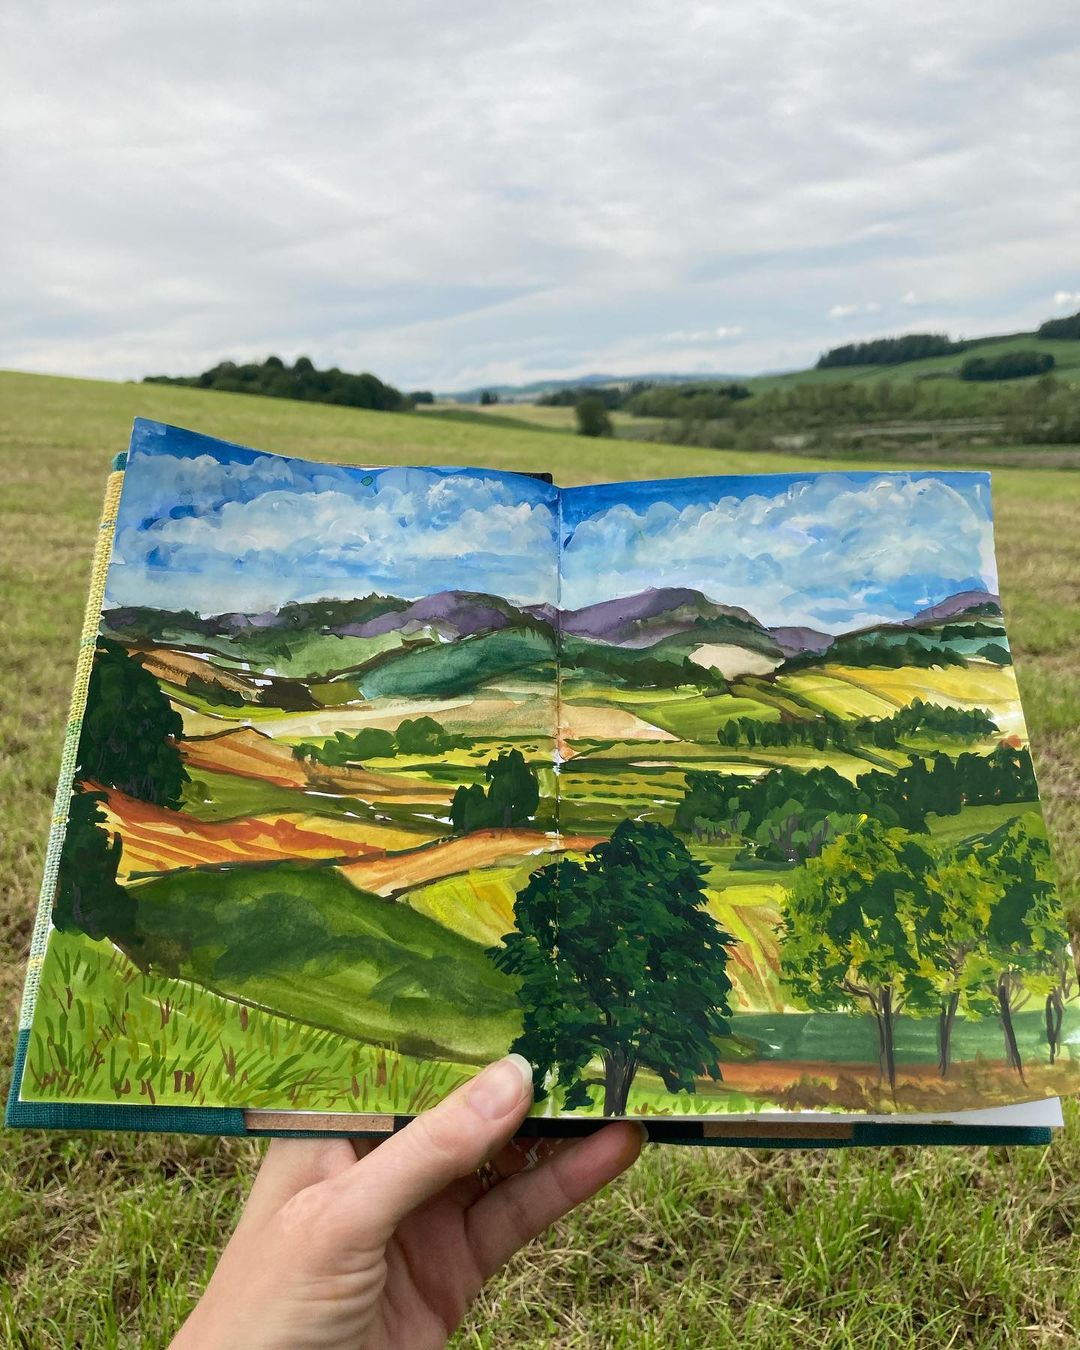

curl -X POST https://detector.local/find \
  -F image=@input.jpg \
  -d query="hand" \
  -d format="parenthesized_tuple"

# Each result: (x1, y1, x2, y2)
(170, 1055, 644, 1349)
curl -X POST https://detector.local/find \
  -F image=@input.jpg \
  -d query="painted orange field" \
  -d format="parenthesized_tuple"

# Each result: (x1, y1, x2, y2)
(182, 726, 310, 787)
(338, 827, 604, 898)
(93, 783, 388, 879)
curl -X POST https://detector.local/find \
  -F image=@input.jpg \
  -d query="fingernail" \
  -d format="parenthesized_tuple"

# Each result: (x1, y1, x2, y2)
(467, 1055, 533, 1121)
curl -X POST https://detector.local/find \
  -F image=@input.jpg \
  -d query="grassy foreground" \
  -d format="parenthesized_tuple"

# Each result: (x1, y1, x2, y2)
(2, 370, 1079, 1347)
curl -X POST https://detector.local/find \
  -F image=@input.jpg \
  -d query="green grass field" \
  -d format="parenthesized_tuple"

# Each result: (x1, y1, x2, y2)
(3, 369, 1080, 1347)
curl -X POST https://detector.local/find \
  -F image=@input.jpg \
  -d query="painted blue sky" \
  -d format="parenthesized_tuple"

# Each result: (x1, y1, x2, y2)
(561, 471, 997, 631)
(106, 421, 559, 614)
(108, 424, 997, 632)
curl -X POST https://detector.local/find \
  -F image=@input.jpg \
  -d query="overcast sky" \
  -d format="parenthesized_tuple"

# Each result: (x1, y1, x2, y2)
(2, 1, 1078, 391)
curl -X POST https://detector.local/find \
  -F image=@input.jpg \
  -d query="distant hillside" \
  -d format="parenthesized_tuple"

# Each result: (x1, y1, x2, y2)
(441, 310, 1080, 404)
(444, 371, 744, 403)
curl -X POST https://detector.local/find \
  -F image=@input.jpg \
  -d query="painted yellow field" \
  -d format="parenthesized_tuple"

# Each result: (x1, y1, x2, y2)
(777, 670, 900, 718)
(401, 862, 534, 946)
(826, 661, 1031, 739)
(196, 693, 555, 740)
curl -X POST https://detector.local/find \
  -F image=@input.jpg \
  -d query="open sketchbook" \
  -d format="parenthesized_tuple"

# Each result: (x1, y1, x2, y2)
(8, 420, 1075, 1147)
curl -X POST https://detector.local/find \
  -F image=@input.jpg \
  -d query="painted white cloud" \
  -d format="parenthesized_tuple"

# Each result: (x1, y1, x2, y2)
(107, 454, 558, 613)
(1053, 290, 1080, 307)
(561, 474, 996, 631)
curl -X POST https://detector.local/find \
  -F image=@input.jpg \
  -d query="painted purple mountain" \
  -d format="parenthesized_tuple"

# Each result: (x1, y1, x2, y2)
(768, 625, 834, 658)
(556, 587, 766, 649)
(908, 589, 1002, 626)
(337, 590, 521, 642)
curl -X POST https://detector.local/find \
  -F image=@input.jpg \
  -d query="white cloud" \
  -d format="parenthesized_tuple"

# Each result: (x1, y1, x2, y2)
(1, 2, 1078, 388)
(108, 452, 559, 612)
(562, 473, 996, 630)
(827, 301, 881, 320)
(1053, 290, 1080, 307)
(661, 325, 744, 344)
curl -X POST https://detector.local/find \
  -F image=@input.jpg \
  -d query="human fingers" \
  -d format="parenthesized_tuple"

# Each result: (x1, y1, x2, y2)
(322, 1055, 535, 1242)
(464, 1121, 644, 1278)
(236, 1136, 376, 1232)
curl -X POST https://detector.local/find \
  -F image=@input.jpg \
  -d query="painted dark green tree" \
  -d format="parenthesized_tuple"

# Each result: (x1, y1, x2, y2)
(53, 787, 137, 945)
(490, 819, 735, 1116)
(81, 638, 188, 807)
(780, 819, 945, 1091)
(54, 639, 187, 944)
(451, 749, 539, 833)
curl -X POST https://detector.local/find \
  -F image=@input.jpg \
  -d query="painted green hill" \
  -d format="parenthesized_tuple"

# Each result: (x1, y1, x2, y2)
(131, 862, 520, 1064)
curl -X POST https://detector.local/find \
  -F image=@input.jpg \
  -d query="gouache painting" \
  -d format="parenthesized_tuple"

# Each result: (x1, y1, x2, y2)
(19, 424, 1075, 1121)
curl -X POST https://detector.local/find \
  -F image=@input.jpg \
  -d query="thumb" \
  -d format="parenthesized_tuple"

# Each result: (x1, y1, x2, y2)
(328, 1054, 535, 1240)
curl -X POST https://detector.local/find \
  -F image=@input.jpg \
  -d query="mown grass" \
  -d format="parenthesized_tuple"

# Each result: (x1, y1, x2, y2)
(2, 369, 1079, 1347)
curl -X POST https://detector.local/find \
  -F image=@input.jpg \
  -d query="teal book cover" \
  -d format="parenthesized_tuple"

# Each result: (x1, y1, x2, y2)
(8, 419, 1074, 1146)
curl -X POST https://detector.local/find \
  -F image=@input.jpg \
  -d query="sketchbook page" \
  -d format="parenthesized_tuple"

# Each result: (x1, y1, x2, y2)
(549, 470, 1075, 1121)
(18, 420, 564, 1118)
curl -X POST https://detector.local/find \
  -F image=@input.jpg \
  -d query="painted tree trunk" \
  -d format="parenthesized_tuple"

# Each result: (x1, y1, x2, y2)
(1046, 988, 1065, 1066)
(870, 988, 898, 1090)
(602, 1049, 637, 1117)
(937, 991, 960, 1078)
(997, 973, 1025, 1078)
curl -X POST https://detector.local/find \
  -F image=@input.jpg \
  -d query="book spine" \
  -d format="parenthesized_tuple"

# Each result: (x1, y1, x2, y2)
(15, 466, 125, 1036)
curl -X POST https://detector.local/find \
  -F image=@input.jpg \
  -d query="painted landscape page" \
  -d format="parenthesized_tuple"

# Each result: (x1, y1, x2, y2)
(21, 421, 570, 1117)
(548, 470, 1074, 1118)
(18, 438, 1075, 1125)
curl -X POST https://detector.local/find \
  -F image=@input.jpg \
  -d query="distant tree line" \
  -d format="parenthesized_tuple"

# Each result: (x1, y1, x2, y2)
(568, 642, 728, 692)
(961, 351, 1055, 382)
(816, 334, 968, 368)
(1037, 310, 1080, 340)
(538, 383, 649, 409)
(623, 382, 751, 419)
(717, 699, 998, 753)
(145, 355, 411, 411)
(293, 716, 460, 766)
(675, 746, 1039, 864)
(783, 632, 970, 672)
